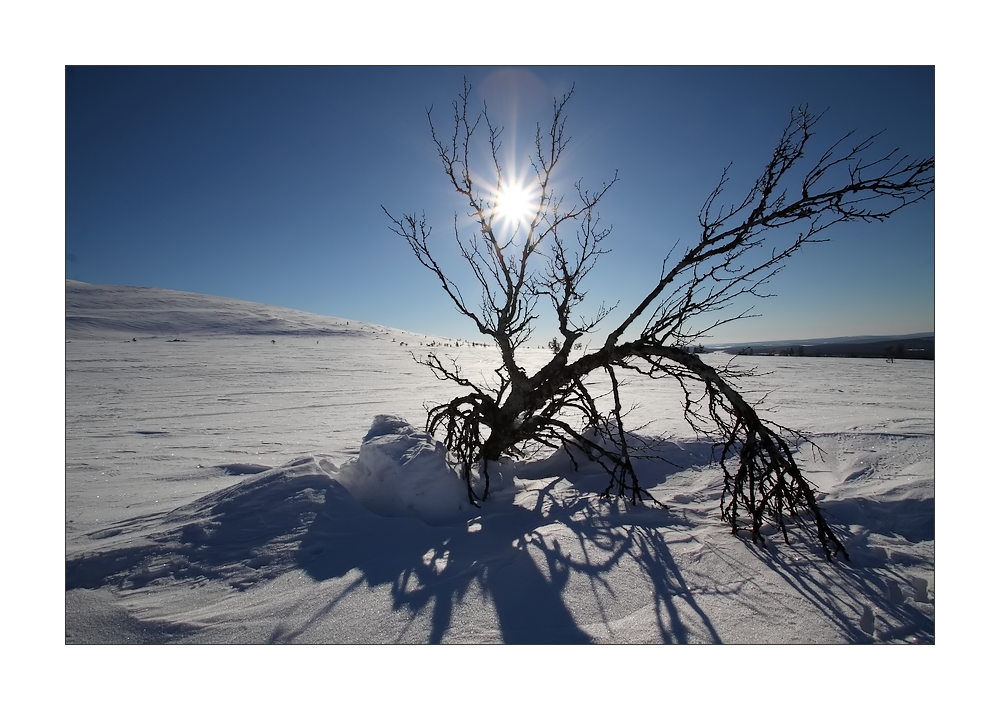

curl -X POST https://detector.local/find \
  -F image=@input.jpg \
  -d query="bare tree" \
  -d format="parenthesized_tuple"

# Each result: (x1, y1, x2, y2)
(383, 81, 933, 560)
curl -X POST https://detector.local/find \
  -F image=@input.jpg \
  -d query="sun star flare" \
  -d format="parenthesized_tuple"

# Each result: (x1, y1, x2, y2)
(492, 178, 540, 233)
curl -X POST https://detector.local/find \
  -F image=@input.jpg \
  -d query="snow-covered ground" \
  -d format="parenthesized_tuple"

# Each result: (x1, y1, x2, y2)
(65, 280, 934, 645)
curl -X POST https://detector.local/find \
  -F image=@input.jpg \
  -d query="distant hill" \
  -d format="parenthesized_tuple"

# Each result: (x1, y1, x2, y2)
(65, 280, 417, 341)
(713, 333, 934, 360)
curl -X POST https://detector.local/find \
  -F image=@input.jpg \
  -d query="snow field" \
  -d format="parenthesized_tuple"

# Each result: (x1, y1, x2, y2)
(65, 282, 934, 645)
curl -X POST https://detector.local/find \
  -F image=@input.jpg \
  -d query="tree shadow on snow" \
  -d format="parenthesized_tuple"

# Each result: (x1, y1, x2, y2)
(66, 442, 735, 644)
(66, 428, 933, 643)
(294, 468, 722, 644)
(711, 496, 935, 644)
(79, 433, 915, 644)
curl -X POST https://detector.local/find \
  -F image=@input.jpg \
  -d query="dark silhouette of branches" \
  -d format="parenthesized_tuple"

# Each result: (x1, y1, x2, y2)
(383, 81, 933, 560)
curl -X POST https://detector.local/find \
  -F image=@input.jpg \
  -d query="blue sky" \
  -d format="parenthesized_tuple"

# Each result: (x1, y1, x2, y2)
(66, 66, 933, 344)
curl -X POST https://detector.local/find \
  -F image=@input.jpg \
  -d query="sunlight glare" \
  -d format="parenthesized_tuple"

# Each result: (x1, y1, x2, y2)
(493, 178, 540, 233)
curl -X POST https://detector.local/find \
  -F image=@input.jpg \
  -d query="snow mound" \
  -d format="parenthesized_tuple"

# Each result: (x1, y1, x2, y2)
(332, 415, 473, 525)
(66, 457, 371, 593)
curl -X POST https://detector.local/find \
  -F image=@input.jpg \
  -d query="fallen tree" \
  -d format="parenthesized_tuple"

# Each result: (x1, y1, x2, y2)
(383, 81, 933, 559)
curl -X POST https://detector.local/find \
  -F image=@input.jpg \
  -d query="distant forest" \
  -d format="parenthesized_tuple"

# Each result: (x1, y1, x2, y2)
(719, 335, 934, 360)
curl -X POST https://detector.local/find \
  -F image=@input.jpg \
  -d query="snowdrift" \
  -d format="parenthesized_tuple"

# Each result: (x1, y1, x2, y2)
(333, 415, 475, 524)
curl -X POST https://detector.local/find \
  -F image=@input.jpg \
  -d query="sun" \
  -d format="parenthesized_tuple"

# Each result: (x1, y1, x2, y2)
(492, 179, 540, 231)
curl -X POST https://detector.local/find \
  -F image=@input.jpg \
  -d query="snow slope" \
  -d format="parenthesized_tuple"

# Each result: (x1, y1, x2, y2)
(65, 279, 409, 339)
(66, 281, 934, 644)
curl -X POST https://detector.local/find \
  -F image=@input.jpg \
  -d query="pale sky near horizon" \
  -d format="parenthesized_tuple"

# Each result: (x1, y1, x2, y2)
(65, 66, 933, 344)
